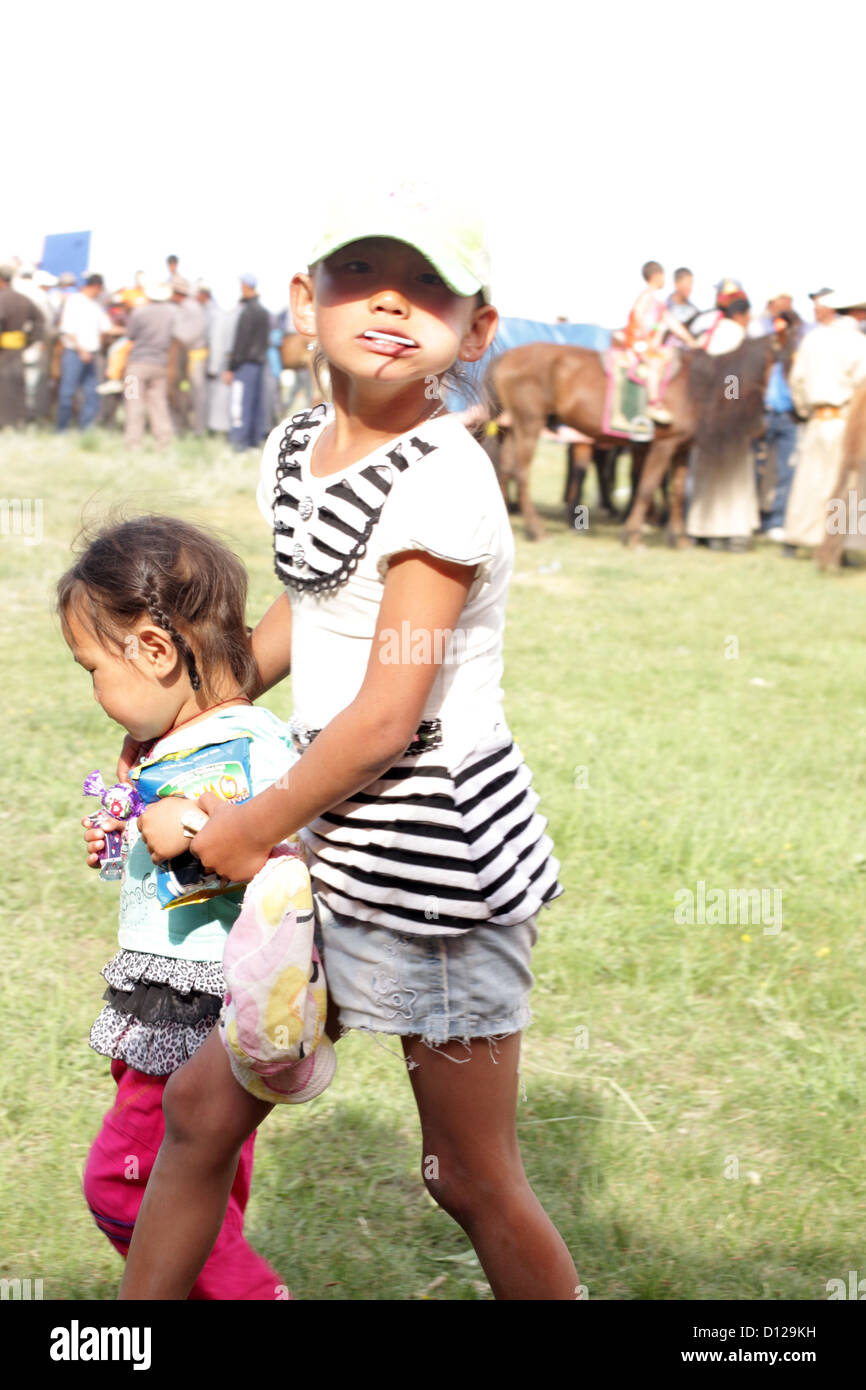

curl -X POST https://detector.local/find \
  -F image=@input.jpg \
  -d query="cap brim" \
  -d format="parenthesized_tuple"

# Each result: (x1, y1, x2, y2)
(310, 231, 489, 302)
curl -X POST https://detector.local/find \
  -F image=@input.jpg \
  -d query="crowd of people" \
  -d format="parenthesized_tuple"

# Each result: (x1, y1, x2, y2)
(4, 247, 866, 561)
(0, 254, 306, 451)
(621, 264, 866, 557)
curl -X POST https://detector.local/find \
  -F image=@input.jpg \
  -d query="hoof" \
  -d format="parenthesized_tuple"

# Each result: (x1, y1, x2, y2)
(622, 529, 644, 549)
(666, 530, 692, 549)
(815, 543, 842, 571)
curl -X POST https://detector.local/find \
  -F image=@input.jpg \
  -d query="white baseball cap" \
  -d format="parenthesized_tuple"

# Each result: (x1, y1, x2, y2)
(822, 288, 866, 310)
(307, 180, 492, 302)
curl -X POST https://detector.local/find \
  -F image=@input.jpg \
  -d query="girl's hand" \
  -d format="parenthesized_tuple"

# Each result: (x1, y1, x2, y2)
(189, 792, 272, 884)
(137, 797, 199, 863)
(82, 815, 124, 868)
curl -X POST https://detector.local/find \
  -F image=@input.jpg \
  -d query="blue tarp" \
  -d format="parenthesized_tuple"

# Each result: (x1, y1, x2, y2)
(40, 231, 92, 283)
(445, 315, 612, 411)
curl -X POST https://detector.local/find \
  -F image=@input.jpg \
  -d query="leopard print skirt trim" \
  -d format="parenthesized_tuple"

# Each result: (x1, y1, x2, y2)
(89, 949, 226, 1077)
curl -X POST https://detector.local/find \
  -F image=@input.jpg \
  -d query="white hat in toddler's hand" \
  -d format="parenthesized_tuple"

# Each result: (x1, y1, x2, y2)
(307, 179, 492, 303)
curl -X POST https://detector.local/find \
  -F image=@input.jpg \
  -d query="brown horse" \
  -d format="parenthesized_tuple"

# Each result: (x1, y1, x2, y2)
(490, 334, 789, 544)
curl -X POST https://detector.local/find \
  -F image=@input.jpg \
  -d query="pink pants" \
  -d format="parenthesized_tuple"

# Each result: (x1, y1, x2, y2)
(83, 1059, 288, 1300)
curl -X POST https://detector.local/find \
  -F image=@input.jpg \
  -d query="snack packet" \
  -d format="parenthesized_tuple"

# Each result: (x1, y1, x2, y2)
(131, 736, 254, 909)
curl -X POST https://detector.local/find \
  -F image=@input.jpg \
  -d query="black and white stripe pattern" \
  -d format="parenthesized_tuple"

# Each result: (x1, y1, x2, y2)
(272, 407, 435, 594)
(301, 738, 563, 935)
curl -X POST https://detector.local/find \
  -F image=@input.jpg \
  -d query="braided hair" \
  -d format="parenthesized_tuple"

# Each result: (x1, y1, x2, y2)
(56, 514, 258, 702)
(144, 593, 202, 691)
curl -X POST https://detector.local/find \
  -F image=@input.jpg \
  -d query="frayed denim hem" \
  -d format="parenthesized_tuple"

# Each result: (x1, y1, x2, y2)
(335, 1006, 533, 1070)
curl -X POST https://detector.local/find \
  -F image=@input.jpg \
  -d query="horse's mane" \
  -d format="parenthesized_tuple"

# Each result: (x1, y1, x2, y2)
(687, 335, 775, 452)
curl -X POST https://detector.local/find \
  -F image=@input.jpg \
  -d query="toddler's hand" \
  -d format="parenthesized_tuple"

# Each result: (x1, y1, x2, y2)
(137, 797, 200, 863)
(82, 814, 124, 868)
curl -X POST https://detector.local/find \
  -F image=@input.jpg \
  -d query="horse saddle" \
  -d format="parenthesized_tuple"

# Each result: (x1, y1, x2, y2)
(602, 348, 654, 441)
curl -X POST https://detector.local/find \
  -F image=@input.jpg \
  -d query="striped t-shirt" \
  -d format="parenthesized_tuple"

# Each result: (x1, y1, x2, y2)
(256, 405, 563, 935)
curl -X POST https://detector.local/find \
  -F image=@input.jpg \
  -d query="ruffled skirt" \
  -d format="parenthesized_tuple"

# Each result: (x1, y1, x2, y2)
(89, 949, 226, 1076)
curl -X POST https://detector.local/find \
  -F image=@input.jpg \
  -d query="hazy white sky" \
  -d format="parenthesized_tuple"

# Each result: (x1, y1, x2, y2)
(6, 0, 863, 326)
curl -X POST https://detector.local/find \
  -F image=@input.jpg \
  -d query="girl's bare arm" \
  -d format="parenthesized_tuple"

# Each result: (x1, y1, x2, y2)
(249, 592, 293, 698)
(191, 552, 477, 879)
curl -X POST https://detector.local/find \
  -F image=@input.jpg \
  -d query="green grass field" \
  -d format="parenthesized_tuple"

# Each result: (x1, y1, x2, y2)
(1, 426, 864, 1301)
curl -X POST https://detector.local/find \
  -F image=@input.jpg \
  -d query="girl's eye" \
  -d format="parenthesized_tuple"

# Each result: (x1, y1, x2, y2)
(340, 259, 371, 274)
(418, 272, 446, 287)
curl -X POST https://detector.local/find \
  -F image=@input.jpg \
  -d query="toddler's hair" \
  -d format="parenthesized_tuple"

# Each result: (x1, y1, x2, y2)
(56, 514, 258, 702)
(642, 260, 664, 282)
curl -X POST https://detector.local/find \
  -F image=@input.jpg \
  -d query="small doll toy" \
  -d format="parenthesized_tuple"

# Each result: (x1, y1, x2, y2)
(83, 771, 144, 881)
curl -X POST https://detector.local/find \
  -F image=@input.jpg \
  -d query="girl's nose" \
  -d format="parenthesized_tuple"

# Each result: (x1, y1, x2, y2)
(368, 286, 409, 316)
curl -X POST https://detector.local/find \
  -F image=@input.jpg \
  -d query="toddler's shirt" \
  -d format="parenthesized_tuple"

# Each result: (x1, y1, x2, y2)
(118, 705, 297, 961)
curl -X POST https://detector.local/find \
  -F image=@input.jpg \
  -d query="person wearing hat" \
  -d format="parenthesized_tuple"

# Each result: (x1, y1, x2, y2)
(115, 181, 577, 1305)
(747, 290, 795, 342)
(808, 288, 836, 329)
(168, 276, 208, 435)
(690, 279, 747, 350)
(223, 274, 270, 450)
(123, 280, 178, 448)
(56, 274, 115, 431)
(783, 288, 866, 554)
(0, 264, 45, 427)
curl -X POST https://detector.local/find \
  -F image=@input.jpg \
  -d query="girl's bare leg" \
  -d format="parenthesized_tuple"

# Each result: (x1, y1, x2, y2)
(118, 1028, 273, 1300)
(401, 1031, 579, 1300)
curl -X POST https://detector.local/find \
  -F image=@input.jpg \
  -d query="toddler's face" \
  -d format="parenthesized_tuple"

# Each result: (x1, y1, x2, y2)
(64, 609, 186, 743)
(296, 237, 494, 389)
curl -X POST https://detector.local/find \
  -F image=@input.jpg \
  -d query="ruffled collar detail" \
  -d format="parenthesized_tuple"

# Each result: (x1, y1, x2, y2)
(271, 405, 439, 595)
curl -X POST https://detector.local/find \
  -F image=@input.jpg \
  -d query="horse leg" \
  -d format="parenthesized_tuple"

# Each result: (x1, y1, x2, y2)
(667, 445, 691, 548)
(565, 442, 590, 524)
(499, 428, 520, 514)
(623, 438, 676, 547)
(595, 446, 617, 516)
(512, 418, 546, 540)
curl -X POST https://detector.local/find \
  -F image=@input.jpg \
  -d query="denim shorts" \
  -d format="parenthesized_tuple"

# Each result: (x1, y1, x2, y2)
(312, 894, 538, 1048)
